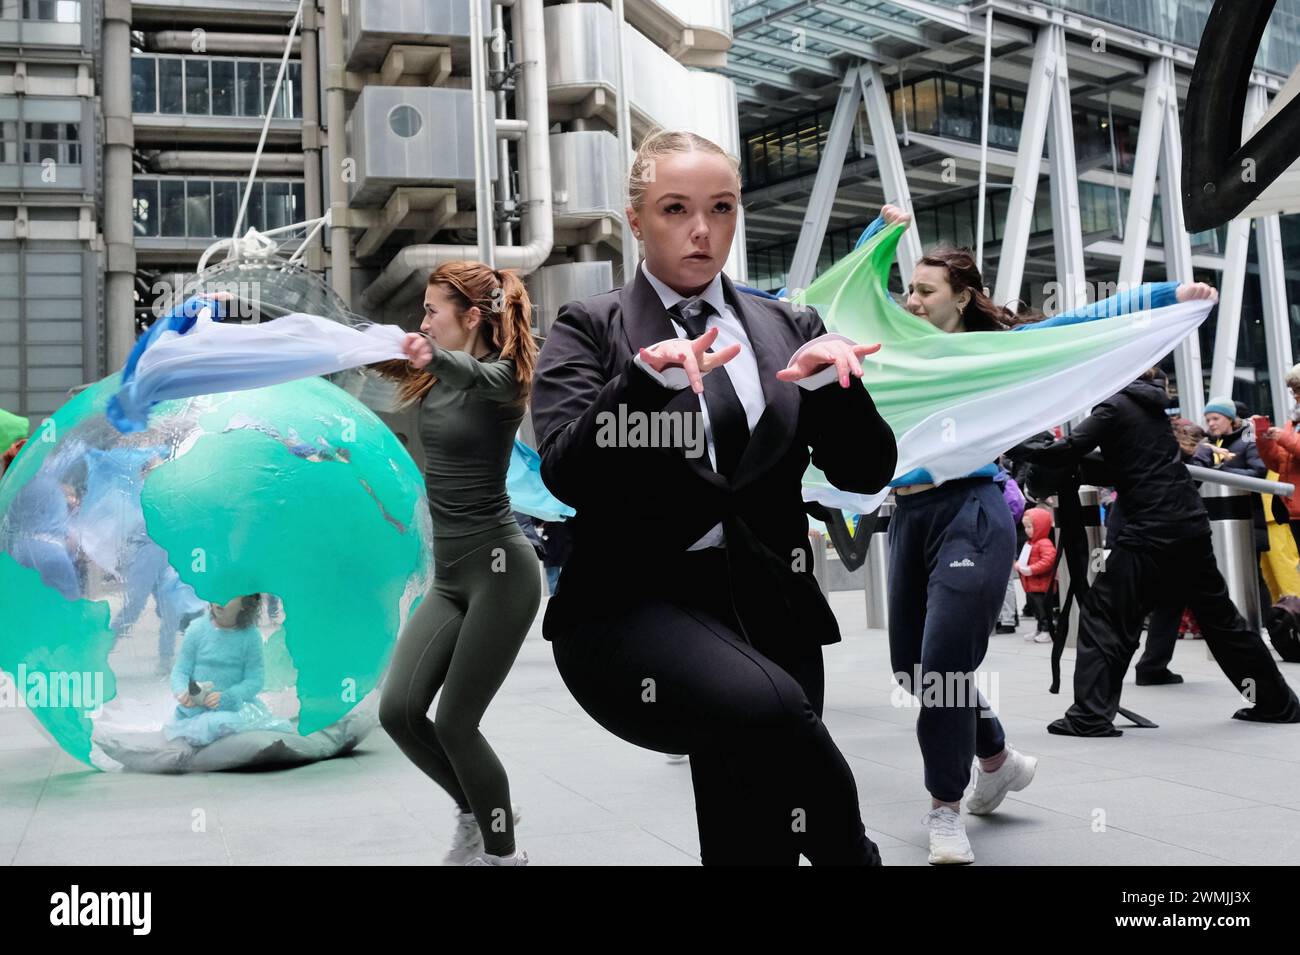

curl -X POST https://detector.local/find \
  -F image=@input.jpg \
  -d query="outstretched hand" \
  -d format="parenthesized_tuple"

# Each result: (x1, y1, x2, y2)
(776, 340, 882, 388)
(880, 204, 912, 226)
(638, 327, 742, 395)
(402, 332, 434, 369)
(1176, 282, 1218, 303)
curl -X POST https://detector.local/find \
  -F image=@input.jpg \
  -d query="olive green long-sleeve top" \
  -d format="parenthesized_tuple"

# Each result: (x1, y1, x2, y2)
(419, 345, 524, 537)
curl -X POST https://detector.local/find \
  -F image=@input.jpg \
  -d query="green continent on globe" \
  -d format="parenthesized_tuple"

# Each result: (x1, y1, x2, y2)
(141, 377, 428, 736)
(0, 553, 117, 764)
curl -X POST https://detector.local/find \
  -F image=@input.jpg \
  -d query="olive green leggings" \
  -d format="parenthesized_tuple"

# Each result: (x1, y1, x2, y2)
(380, 524, 541, 856)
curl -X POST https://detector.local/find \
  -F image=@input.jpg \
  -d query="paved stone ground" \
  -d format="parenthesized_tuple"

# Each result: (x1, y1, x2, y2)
(3, 590, 1299, 866)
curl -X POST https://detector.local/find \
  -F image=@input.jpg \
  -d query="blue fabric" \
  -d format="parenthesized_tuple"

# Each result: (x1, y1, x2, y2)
(854, 215, 888, 250)
(1012, 281, 1180, 332)
(891, 462, 998, 488)
(507, 438, 575, 522)
(735, 283, 781, 300)
(108, 296, 226, 433)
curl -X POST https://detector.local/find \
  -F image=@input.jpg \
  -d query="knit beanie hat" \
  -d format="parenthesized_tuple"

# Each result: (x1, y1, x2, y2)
(1204, 396, 1237, 419)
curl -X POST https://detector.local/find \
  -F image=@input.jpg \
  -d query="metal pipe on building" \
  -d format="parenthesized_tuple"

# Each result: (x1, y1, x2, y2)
(360, 0, 552, 309)
(611, 0, 636, 284)
(145, 31, 302, 55)
(468, 0, 496, 267)
(150, 151, 306, 173)
(492, 2, 515, 246)
(103, 0, 135, 371)
(323, 0, 351, 303)
(300, 1, 324, 263)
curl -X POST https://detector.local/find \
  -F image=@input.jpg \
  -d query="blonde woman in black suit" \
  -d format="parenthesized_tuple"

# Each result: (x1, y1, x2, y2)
(530, 129, 897, 865)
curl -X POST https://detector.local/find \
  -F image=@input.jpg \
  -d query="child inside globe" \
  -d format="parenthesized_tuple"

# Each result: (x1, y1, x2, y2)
(165, 594, 290, 745)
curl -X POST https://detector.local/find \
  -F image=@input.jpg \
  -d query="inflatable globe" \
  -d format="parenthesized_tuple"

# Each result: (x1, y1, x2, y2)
(0, 373, 433, 772)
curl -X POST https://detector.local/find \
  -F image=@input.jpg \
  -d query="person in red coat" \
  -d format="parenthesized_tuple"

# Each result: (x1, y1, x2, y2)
(1016, 507, 1057, 643)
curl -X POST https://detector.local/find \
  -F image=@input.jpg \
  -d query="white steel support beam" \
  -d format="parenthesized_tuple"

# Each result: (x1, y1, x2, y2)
(1208, 220, 1252, 398)
(992, 24, 1058, 308)
(1257, 213, 1294, 422)
(1044, 25, 1086, 311)
(732, 36, 841, 77)
(1117, 58, 1169, 289)
(1209, 86, 1270, 401)
(860, 63, 922, 280)
(1253, 77, 1296, 421)
(786, 65, 863, 292)
(1155, 56, 1204, 421)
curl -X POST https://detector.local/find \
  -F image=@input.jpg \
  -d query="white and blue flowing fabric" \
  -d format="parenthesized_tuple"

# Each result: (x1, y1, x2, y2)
(107, 296, 409, 434)
(106, 296, 572, 522)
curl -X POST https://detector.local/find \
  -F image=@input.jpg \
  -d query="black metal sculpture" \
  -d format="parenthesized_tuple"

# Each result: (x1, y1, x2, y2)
(1183, 0, 1300, 231)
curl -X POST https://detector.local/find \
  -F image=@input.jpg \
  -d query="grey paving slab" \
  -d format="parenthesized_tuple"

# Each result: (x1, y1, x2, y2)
(3, 591, 1299, 865)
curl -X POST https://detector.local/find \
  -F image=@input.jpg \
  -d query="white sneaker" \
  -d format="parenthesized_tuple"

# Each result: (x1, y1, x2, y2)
(965, 746, 1037, 815)
(1022, 629, 1035, 642)
(1033, 632, 1052, 644)
(923, 806, 973, 865)
(467, 849, 530, 866)
(442, 803, 523, 866)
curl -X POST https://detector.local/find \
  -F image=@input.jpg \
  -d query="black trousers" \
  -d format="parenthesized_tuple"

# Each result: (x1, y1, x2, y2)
(1026, 591, 1056, 633)
(551, 548, 880, 866)
(1061, 533, 1300, 733)
(1136, 601, 1182, 678)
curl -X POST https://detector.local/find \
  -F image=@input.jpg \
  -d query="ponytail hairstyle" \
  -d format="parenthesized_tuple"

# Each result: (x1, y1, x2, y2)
(628, 128, 742, 211)
(371, 261, 538, 408)
(916, 246, 1013, 332)
(1004, 299, 1046, 329)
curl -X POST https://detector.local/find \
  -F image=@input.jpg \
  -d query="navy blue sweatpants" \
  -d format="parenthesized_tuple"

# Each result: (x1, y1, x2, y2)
(887, 479, 1015, 803)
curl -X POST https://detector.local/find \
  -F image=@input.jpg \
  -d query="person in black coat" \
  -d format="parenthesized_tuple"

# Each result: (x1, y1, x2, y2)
(529, 129, 897, 865)
(1021, 370, 1300, 735)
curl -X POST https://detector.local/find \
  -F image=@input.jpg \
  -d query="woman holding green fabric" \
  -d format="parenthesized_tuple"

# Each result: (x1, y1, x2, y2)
(372, 261, 541, 866)
(869, 204, 1217, 864)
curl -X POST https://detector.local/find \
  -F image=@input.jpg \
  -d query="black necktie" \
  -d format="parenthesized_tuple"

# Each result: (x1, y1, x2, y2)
(670, 297, 750, 479)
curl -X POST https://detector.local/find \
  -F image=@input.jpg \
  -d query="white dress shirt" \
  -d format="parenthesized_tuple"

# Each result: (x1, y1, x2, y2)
(631, 262, 854, 549)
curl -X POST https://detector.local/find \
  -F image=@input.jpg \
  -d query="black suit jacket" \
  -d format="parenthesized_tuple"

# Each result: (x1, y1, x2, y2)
(530, 266, 898, 653)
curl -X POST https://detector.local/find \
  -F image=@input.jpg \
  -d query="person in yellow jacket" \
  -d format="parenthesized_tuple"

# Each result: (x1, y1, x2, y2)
(1259, 468, 1300, 602)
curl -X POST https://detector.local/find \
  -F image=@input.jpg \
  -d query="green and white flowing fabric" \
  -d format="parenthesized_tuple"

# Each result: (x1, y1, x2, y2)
(796, 222, 1216, 513)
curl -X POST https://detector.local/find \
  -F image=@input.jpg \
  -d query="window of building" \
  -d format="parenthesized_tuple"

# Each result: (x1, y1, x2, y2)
(388, 104, 422, 138)
(288, 62, 302, 119)
(262, 62, 281, 119)
(159, 180, 186, 235)
(185, 180, 212, 237)
(911, 77, 939, 134)
(158, 58, 183, 114)
(237, 60, 262, 117)
(0, 121, 17, 163)
(211, 60, 235, 116)
(21, 0, 79, 21)
(131, 56, 157, 113)
(185, 59, 210, 114)
(213, 180, 239, 237)
(263, 180, 293, 230)
(133, 178, 158, 237)
(21, 121, 80, 165)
